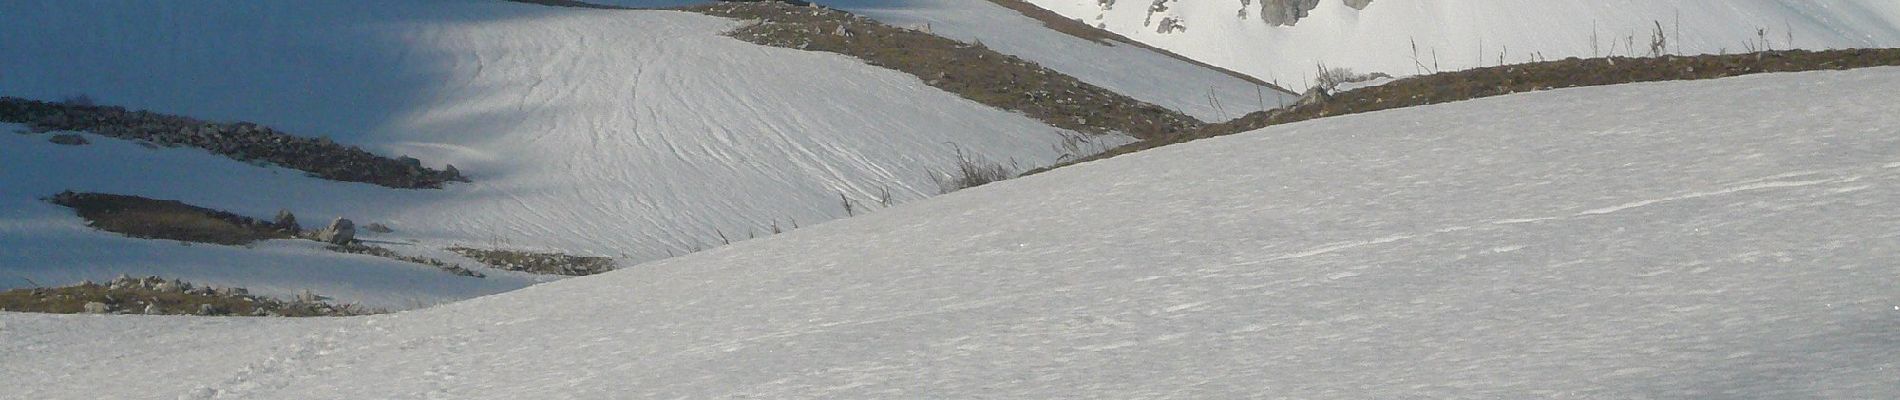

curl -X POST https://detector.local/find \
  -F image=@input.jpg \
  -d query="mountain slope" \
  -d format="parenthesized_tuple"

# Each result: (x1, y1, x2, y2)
(0, 0, 1128, 302)
(826, 0, 1297, 121)
(8, 68, 1898, 398)
(1023, 0, 1900, 85)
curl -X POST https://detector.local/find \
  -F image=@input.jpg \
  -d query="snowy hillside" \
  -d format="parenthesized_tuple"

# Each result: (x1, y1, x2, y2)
(1024, 0, 1900, 86)
(8, 67, 1898, 398)
(825, 0, 1295, 121)
(0, 0, 1137, 303)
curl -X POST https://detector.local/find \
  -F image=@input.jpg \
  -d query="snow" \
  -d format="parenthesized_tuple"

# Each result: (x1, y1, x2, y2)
(0, 0, 1127, 301)
(7, 68, 1899, 398)
(1022, 0, 1900, 87)
(825, 0, 1296, 121)
(0, 125, 549, 309)
(1332, 76, 1397, 92)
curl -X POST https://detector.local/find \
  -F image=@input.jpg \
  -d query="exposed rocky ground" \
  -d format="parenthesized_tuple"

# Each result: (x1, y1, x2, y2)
(448, 247, 616, 276)
(0, 275, 378, 317)
(1, 97, 466, 189)
(332, 244, 485, 278)
(1031, 48, 1900, 174)
(692, 1, 1202, 140)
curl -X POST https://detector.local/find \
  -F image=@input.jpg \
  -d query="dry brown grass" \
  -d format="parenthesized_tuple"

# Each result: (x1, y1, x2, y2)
(48, 191, 288, 246)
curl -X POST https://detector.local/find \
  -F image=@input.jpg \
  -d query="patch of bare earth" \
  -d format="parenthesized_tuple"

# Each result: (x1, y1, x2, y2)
(47, 191, 291, 246)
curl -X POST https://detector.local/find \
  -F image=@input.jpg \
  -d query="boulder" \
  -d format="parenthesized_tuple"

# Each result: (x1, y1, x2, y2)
(143, 304, 162, 315)
(82, 302, 109, 314)
(316, 217, 356, 245)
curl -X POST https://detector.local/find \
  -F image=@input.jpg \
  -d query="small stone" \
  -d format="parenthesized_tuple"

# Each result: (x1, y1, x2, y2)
(363, 223, 393, 234)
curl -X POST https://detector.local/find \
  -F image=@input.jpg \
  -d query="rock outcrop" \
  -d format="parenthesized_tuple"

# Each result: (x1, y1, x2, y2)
(0, 97, 467, 189)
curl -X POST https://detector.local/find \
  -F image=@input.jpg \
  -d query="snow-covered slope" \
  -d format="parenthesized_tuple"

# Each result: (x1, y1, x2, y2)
(0, 123, 552, 309)
(0, 0, 1126, 300)
(826, 0, 1296, 121)
(9, 68, 1899, 398)
(1025, 0, 1900, 86)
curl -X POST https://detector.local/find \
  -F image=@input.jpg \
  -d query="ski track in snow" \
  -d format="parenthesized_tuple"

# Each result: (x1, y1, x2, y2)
(5, 66, 1900, 399)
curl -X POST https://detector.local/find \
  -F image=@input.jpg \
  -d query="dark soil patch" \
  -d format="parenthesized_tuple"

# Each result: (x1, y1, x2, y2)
(690, 1, 1202, 139)
(0, 276, 378, 317)
(448, 247, 615, 276)
(1029, 48, 1900, 174)
(1, 97, 467, 189)
(47, 191, 291, 246)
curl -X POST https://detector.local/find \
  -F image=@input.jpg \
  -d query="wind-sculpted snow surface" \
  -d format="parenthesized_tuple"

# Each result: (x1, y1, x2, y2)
(0, 0, 1119, 287)
(1024, 0, 1900, 86)
(7, 68, 1900, 398)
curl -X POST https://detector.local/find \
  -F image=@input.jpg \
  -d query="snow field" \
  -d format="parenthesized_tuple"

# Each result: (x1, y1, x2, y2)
(0, 0, 1130, 303)
(1025, 0, 1900, 88)
(6, 67, 1898, 398)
